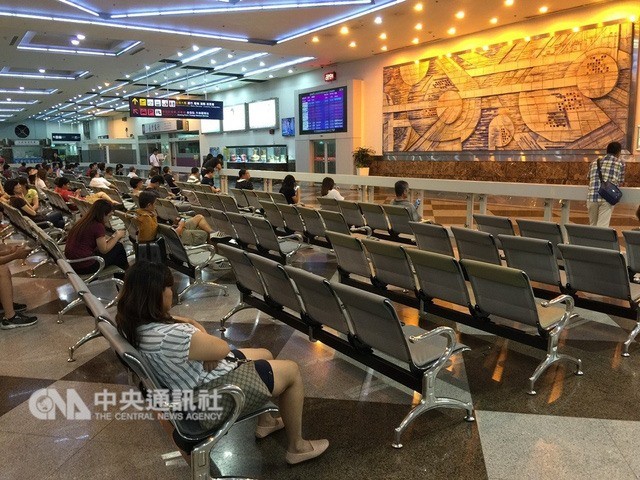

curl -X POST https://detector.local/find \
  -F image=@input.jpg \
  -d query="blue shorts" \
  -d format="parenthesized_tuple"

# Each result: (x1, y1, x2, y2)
(231, 349, 274, 393)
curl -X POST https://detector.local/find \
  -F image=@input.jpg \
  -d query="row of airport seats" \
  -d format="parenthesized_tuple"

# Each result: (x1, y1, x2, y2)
(55, 255, 278, 480)
(217, 243, 475, 448)
(324, 231, 584, 395)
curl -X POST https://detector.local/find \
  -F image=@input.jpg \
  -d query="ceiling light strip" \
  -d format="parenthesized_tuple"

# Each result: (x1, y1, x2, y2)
(214, 52, 268, 71)
(0, 108, 25, 112)
(0, 100, 39, 105)
(276, 0, 405, 43)
(244, 56, 314, 77)
(110, 0, 372, 18)
(55, 0, 100, 17)
(181, 47, 221, 64)
(0, 11, 249, 43)
(17, 45, 114, 56)
(116, 41, 142, 56)
(0, 73, 77, 80)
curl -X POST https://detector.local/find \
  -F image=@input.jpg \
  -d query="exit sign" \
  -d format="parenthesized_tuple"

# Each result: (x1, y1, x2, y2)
(324, 71, 337, 82)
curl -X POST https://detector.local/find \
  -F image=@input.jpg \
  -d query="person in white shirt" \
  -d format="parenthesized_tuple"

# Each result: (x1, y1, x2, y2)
(89, 169, 113, 189)
(320, 177, 344, 201)
(186, 167, 201, 184)
(127, 166, 138, 178)
(149, 148, 160, 168)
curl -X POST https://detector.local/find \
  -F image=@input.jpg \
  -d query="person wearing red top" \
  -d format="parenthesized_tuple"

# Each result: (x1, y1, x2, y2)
(64, 200, 128, 276)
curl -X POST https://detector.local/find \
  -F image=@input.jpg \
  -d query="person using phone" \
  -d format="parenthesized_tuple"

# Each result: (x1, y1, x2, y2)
(391, 180, 421, 222)
(280, 174, 300, 204)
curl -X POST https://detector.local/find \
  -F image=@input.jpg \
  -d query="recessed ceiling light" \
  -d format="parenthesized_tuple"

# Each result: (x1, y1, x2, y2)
(539, 6, 548, 13)
(76, 34, 85, 40)
(504, 0, 514, 5)
(97, 85, 102, 89)
(210, 59, 216, 64)
(572, 26, 580, 32)
(455, 11, 465, 19)
(259, 61, 265, 66)
(192, 45, 199, 51)
(340, 26, 349, 35)
(490, 17, 498, 24)
(179, 84, 184, 88)
(241, 67, 247, 71)
(415, 23, 422, 30)
(379, 32, 387, 40)
(629, 15, 637, 22)
(175, 71, 180, 76)
(125, 74, 130, 78)
(71, 39, 80, 46)
(19, 86, 24, 90)
(446, 52, 452, 57)
(153, 80, 157, 83)
(414, 3, 423, 12)
(524, 36, 531, 41)
(412, 38, 419, 44)
(374, 16, 382, 24)
(92, 88, 96, 92)
(104, 82, 110, 86)
(312, 36, 319, 43)
(288, 69, 293, 73)
(228, 53, 234, 58)
(268, 74, 273, 78)
(38, 68, 46, 73)
(482, 45, 489, 51)
(6, 98, 10, 102)
(349, 41, 356, 47)
(381, 45, 387, 51)
(177, 52, 183, 57)
(447, 27, 456, 35)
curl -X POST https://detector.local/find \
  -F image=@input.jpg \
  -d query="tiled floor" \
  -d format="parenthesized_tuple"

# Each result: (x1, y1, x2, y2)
(3, 189, 640, 479)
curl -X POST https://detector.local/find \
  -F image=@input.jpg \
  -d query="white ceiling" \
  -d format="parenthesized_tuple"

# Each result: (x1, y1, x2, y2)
(0, 0, 618, 124)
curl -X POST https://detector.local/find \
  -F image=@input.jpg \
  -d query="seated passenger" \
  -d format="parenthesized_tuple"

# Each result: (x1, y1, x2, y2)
(17, 177, 39, 209)
(64, 200, 128, 277)
(5, 179, 65, 228)
(34, 169, 48, 194)
(201, 168, 221, 193)
(320, 177, 344, 201)
(162, 166, 180, 195)
(115, 261, 329, 464)
(235, 169, 254, 190)
(89, 169, 113, 189)
(391, 180, 421, 222)
(130, 177, 145, 197)
(279, 174, 300, 204)
(127, 166, 138, 178)
(0, 244, 37, 330)
(104, 166, 115, 181)
(186, 167, 201, 184)
(54, 177, 118, 206)
(135, 192, 213, 245)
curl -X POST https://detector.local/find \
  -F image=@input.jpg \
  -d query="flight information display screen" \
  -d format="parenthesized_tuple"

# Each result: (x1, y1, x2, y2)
(298, 86, 347, 135)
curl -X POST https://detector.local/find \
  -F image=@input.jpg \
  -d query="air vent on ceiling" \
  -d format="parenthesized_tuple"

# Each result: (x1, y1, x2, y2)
(9, 36, 18, 46)
(129, 47, 145, 56)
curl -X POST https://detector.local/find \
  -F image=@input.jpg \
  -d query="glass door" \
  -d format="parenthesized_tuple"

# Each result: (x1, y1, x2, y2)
(312, 140, 336, 174)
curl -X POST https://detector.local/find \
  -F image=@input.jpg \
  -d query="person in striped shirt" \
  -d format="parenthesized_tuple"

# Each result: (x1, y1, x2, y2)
(586, 142, 625, 227)
(115, 261, 328, 465)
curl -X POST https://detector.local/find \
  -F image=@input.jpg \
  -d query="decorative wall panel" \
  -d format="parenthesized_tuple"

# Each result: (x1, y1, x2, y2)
(382, 23, 634, 152)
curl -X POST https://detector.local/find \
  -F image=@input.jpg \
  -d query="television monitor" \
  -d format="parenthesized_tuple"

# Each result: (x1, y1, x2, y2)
(223, 104, 246, 132)
(248, 98, 278, 129)
(200, 119, 221, 134)
(281, 117, 295, 137)
(298, 86, 347, 135)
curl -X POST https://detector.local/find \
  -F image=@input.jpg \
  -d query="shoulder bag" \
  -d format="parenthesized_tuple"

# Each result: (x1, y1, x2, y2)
(597, 159, 623, 205)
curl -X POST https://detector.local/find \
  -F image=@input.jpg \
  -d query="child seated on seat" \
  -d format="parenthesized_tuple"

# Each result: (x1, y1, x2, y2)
(115, 261, 329, 464)
(134, 191, 213, 245)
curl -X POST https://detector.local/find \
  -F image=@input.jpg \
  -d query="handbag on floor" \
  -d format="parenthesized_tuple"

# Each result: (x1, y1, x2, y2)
(597, 159, 623, 205)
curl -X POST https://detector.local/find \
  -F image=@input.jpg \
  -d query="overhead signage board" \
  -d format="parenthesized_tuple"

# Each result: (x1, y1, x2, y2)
(142, 119, 185, 134)
(129, 97, 223, 120)
(52, 133, 81, 142)
(13, 139, 41, 146)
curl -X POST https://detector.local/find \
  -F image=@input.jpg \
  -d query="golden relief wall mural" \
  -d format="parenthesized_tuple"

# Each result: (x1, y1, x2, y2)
(382, 22, 634, 152)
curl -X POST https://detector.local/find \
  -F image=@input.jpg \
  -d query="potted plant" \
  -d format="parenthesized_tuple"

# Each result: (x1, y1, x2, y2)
(353, 147, 375, 176)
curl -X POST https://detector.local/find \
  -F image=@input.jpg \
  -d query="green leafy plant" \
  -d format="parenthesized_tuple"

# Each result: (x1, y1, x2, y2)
(353, 147, 376, 168)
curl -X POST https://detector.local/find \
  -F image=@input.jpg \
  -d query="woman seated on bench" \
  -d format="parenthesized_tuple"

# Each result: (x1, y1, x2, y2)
(115, 261, 329, 465)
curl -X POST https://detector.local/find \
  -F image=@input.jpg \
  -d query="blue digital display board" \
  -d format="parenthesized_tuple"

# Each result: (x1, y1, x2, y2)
(298, 86, 347, 135)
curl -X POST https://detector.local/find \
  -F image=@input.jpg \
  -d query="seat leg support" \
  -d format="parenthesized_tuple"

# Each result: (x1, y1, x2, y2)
(177, 267, 228, 304)
(622, 319, 640, 357)
(68, 328, 102, 362)
(392, 366, 474, 449)
(219, 301, 253, 331)
(58, 297, 83, 323)
(527, 329, 583, 395)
